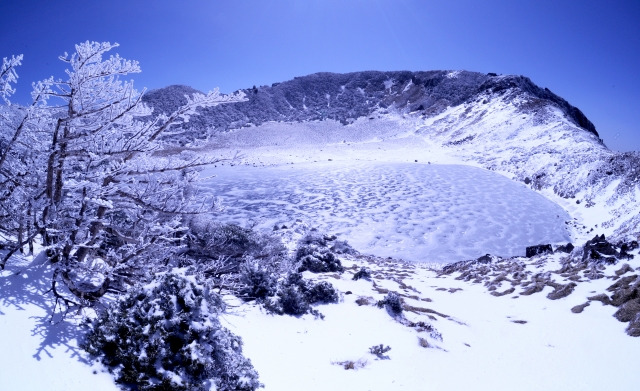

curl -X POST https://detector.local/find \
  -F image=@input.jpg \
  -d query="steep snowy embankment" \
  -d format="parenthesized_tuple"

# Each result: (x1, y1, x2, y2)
(415, 86, 640, 242)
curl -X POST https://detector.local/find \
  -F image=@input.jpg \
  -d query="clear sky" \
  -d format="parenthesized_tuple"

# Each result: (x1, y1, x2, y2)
(1, 0, 638, 151)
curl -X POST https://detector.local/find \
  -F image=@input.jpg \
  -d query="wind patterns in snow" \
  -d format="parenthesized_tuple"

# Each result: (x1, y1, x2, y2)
(203, 162, 571, 263)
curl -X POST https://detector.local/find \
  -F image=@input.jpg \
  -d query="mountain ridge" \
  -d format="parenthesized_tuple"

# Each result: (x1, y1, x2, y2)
(143, 70, 599, 142)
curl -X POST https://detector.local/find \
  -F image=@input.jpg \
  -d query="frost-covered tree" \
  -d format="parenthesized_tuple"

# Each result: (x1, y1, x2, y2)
(0, 55, 51, 256)
(0, 55, 22, 103)
(0, 42, 245, 305)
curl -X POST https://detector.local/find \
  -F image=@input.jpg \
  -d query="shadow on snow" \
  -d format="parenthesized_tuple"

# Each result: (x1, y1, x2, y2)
(0, 250, 93, 363)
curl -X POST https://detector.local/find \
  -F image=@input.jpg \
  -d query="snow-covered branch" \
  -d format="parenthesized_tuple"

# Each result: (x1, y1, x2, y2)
(1, 41, 244, 302)
(0, 54, 22, 103)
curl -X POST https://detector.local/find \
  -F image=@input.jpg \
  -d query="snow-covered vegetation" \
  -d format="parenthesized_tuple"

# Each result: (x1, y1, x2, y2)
(1, 43, 639, 390)
(83, 270, 261, 391)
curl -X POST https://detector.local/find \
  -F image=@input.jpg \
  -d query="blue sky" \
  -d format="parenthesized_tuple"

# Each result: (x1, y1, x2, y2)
(1, 0, 638, 151)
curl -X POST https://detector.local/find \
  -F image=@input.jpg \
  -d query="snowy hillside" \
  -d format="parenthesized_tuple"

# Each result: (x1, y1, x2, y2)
(2, 65, 639, 391)
(145, 71, 597, 139)
(163, 70, 638, 243)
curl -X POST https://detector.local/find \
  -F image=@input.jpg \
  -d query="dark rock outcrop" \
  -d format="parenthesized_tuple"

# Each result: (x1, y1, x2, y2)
(583, 234, 618, 263)
(547, 282, 577, 300)
(525, 244, 553, 258)
(555, 243, 574, 253)
(581, 234, 635, 264)
(440, 253, 496, 275)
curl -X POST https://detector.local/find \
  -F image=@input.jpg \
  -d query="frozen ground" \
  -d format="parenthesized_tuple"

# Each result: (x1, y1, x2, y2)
(223, 244, 640, 391)
(2, 111, 639, 390)
(0, 252, 119, 390)
(204, 161, 570, 263)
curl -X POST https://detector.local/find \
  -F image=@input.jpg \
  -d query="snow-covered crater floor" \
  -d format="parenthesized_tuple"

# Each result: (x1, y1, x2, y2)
(203, 161, 570, 264)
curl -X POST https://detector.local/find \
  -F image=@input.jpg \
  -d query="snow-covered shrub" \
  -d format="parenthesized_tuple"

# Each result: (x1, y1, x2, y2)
(378, 292, 404, 315)
(276, 285, 311, 316)
(297, 248, 343, 273)
(295, 235, 344, 273)
(306, 281, 340, 304)
(184, 219, 287, 267)
(352, 267, 372, 281)
(369, 344, 392, 359)
(264, 272, 339, 316)
(330, 239, 357, 255)
(299, 231, 332, 247)
(238, 258, 278, 300)
(295, 230, 344, 273)
(408, 321, 443, 341)
(179, 219, 288, 297)
(83, 271, 261, 391)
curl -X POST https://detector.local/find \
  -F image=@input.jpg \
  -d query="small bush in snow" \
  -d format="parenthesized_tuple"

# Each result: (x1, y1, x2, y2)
(183, 219, 287, 269)
(378, 292, 404, 315)
(352, 267, 372, 281)
(330, 239, 356, 255)
(82, 271, 261, 391)
(294, 232, 344, 273)
(334, 359, 368, 370)
(264, 272, 339, 317)
(408, 321, 442, 341)
(295, 246, 344, 273)
(369, 344, 392, 359)
(299, 231, 332, 247)
(238, 259, 278, 300)
(277, 284, 311, 316)
(306, 281, 340, 304)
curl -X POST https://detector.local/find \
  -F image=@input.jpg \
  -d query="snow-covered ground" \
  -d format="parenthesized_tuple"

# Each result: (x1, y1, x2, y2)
(224, 248, 640, 391)
(204, 162, 570, 263)
(1, 112, 639, 390)
(205, 115, 640, 390)
(0, 252, 119, 390)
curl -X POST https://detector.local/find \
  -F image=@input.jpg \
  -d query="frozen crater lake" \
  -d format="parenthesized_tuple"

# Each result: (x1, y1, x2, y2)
(203, 162, 571, 264)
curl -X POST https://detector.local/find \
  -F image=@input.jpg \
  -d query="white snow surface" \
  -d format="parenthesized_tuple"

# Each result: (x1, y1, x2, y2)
(204, 162, 570, 263)
(2, 103, 640, 390)
(0, 253, 118, 391)
(223, 249, 640, 391)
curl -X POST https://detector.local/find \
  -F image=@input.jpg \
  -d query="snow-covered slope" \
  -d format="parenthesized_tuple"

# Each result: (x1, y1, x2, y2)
(145, 71, 598, 139)
(151, 70, 638, 242)
(225, 241, 640, 391)
(3, 70, 637, 391)
(415, 75, 640, 242)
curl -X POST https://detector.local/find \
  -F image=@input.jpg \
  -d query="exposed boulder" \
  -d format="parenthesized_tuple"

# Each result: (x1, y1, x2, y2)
(526, 244, 553, 258)
(613, 299, 640, 323)
(608, 274, 639, 307)
(582, 234, 619, 263)
(571, 302, 590, 313)
(440, 254, 496, 275)
(615, 263, 634, 276)
(555, 243, 574, 253)
(547, 282, 577, 300)
(627, 313, 640, 337)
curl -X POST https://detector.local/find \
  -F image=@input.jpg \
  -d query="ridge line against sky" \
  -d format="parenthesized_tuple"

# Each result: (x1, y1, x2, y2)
(1, 0, 638, 151)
